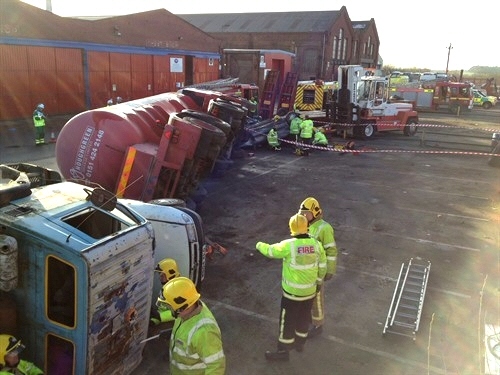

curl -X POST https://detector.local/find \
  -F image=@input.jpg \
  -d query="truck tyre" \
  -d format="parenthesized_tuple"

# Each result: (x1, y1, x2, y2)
(363, 124, 376, 138)
(403, 119, 418, 136)
(179, 110, 232, 137)
(285, 111, 299, 125)
(149, 198, 186, 207)
(483, 101, 492, 110)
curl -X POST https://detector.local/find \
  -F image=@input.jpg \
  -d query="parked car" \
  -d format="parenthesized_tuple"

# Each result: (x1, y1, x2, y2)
(472, 89, 498, 109)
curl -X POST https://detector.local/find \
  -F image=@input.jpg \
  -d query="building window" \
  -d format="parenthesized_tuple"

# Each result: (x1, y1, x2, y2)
(342, 38, 347, 60)
(332, 37, 338, 59)
(353, 40, 358, 59)
(337, 29, 344, 60)
(209, 58, 214, 66)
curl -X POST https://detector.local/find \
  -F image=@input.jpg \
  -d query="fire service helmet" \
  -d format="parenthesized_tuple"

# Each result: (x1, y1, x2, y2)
(159, 277, 200, 314)
(37, 103, 45, 110)
(289, 213, 308, 236)
(299, 197, 322, 218)
(155, 258, 180, 282)
(0, 335, 25, 366)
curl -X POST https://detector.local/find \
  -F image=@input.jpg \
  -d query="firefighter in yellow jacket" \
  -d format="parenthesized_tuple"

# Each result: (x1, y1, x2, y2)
(256, 214, 326, 361)
(32, 103, 46, 145)
(299, 197, 338, 338)
(0, 335, 43, 375)
(150, 258, 180, 325)
(158, 277, 226, 374)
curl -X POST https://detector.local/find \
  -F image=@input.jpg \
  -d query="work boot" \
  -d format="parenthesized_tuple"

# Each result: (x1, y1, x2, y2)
(295, 343, 304, 352)
(307, 325, 323, 339)
(264, 349, 289, 361)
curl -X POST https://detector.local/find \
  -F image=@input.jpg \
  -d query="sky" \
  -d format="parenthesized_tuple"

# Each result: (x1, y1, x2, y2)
(19, 0, 500, 71)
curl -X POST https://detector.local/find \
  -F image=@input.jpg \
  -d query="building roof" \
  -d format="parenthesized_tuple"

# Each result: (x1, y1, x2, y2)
(1, 0, 219, 53)
(179, 11, 342, 33)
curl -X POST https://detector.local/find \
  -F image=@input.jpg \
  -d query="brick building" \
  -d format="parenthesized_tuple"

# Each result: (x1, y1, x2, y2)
(0, 0, 220, 120)
(180, 7, 380, 81)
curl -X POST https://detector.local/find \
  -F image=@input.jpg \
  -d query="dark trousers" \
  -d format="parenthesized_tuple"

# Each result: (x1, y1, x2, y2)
(35, 125, 45, 144)
(277, 294, 314, 351)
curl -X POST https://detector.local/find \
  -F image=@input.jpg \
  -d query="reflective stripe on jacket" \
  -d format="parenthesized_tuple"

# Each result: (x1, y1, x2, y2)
(170, 302, 225, 375)
(309, 219, 337, 275)
(256, 236, 326, 298)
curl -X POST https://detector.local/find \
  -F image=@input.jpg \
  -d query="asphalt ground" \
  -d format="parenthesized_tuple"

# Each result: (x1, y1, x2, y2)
(2, 108, 500, 374)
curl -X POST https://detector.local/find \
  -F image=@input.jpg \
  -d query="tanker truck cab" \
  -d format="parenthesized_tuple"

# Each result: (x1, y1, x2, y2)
(0, 167, 156, 375)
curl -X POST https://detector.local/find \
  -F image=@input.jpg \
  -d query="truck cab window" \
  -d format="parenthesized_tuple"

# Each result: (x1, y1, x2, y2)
(62, 207, 134, 239)
(46, 334, 74, 375)
(47, 257, 76, 327)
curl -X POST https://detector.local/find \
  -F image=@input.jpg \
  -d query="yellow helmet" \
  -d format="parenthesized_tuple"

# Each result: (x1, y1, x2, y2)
(299, 197, 322, 218)
(289, 213, 308, 236)
(0, 335, 25, 366)
(156, 258, 180, 282)
(159, 277, 200, 314)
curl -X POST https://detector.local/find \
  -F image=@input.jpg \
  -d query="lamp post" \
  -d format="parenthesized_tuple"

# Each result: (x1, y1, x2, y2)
(445, 43, 453, 74)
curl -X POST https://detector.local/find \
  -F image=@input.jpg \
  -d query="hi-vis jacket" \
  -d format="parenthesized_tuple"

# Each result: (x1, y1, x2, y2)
(256, 235, 327, 299)
(32, 110, 46, 127)
(169, 302, 225, 375)
(299, 119, 314, 139)
(308, 219, 337, 275)
(289, 117, 302, 135)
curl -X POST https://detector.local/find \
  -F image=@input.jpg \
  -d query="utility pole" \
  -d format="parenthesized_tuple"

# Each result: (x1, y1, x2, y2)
(445, 43, 453, 74)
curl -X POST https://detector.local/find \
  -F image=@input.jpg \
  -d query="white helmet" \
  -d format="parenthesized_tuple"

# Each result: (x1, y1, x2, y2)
(107, 99, 113, 106)
(37, 103, 45, 110)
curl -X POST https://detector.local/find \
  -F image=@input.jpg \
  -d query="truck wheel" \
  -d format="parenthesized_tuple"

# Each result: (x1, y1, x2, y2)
(404, 119, 418, 136)
(179, 110, 232, 136)
(364, 124, 375, 138)
(149, 198, 186, 207)
(483, 102, 492, 110)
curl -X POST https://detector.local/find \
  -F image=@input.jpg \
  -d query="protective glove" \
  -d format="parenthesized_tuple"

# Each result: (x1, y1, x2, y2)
(256, 242, 266, 252)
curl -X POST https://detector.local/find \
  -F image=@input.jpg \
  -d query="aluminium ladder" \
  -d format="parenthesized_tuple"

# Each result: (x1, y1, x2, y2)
(383, 258, 431, 340)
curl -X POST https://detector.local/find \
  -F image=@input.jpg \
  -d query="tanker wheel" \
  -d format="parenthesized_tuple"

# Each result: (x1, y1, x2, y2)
(403, 119, 418, 136)
(211, 100, 246, 120)
(217, 98, 248, 118)
(285, 111, 299, 125)
(179, 110, 232, 137)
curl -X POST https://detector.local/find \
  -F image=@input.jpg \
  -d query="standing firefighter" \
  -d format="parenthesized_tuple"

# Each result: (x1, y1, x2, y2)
(32, 103, 46, 145)
(0, 335, 43, 375)
(299, 197, 338, 337)
(150, 258, 181, 325)
(299, 115, 314, 149)
(256, 214, 326, 361)
(158, 277, 226, 374)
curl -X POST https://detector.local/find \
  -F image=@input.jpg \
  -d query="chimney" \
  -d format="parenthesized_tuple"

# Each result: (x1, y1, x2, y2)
(46, 0, 52, 12)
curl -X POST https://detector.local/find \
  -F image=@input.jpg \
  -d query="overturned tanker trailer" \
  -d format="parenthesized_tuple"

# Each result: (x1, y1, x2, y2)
(56, 88, 254, 202)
